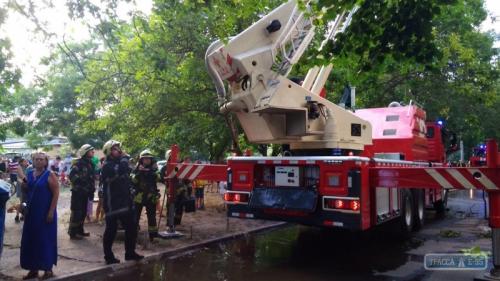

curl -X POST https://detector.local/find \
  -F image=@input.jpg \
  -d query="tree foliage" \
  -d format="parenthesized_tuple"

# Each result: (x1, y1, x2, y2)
(316, 0, 499, 151)
(0, 6, 21, 141)
(311, 0, 457, 69)
(35, 41, 112, 148)
(70, 0, 283, 160)
(5, 0, 499, 159)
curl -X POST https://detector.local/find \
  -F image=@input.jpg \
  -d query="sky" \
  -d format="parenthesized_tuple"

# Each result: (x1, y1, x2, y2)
(481, 0, 500, 39)
(0, 0, 499, 86)
(0, 0, 153, 85)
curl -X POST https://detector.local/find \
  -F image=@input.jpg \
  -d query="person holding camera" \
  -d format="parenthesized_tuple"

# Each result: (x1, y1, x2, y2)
(20, 152, 59, 280)
(101, 140, 143, 264)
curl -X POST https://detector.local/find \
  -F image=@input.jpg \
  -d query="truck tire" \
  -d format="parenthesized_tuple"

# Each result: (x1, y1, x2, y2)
(400, 190, 414, 236)
(412, 189, 425, 231)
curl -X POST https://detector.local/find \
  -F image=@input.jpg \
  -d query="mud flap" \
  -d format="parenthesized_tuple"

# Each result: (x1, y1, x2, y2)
(249, 187, 317, 212)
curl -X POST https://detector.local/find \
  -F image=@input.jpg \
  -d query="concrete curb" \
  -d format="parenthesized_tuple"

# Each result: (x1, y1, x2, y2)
(53, 222, 288, 281)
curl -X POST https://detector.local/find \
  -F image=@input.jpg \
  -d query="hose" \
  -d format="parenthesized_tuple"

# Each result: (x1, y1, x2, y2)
(205, 40, 226, 106)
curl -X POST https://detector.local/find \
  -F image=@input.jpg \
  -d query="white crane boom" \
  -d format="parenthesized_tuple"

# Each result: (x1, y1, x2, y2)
(206, 1, 371, 151)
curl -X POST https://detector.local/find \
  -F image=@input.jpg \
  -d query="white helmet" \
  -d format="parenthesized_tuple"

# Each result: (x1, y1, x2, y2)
(78, 144, 94, 158)
(103, 140, 121, 156)
(139, 149, 154, 159)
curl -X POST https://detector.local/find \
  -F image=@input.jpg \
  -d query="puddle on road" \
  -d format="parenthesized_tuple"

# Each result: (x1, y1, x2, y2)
(447, 190, 488, 219)
(103, 224, 422, 281)
(56, 192, 485, 281)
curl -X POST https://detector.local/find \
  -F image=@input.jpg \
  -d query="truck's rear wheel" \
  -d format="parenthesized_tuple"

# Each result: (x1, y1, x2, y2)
(413, 189, 425, 231)
(400, 190, 414, 236)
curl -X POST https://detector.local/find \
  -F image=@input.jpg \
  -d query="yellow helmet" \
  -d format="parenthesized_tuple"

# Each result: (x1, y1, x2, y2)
(103, 140, 121, 156)
(78, 144, 94, 158)
(139, 149, 154, 159)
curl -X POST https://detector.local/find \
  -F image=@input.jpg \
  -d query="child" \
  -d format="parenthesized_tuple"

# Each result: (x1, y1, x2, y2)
(194, 179, 206, 210)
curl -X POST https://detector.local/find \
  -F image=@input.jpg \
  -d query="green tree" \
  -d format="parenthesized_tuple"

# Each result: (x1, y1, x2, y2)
(319, 0, 499, 153)
(0, 7, 21, 141)
(72, 0, 282, 160)
(34, 41, 111, 148)
(8, 0, 498, 159)
(310, 0, 456, 69)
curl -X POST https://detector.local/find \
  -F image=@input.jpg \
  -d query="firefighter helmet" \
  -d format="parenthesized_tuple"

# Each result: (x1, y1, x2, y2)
(103, 140, 121, 156)
(139, 149, 154, 159)
(78, 144, 94, 158)
(165, 149, 172, 161)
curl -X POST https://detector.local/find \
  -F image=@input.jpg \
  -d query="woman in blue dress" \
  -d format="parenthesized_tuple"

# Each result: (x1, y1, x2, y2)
(20, 152, 59, 280)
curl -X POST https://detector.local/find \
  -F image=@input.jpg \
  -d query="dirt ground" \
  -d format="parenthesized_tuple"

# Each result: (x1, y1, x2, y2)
(0, 182, 279, 280)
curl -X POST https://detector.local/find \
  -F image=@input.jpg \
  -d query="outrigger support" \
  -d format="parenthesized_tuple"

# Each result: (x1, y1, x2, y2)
(158, 145, 184, 239)
(484, 140, 500, 280)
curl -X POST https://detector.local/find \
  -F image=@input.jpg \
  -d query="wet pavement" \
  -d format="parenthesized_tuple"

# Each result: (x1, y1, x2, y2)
(0, 185, 281, 280)
(95, 190, 493, 281)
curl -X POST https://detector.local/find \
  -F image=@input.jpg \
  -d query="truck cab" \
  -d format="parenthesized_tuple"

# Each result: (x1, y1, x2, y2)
(354, 102, 445, 164)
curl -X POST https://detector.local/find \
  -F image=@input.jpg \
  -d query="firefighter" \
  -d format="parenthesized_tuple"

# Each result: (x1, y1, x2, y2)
(174, 178, 191, 225)
(101, 140, 143, 264)
(68, 144, 95, 239)
(131, 149, 160, 241)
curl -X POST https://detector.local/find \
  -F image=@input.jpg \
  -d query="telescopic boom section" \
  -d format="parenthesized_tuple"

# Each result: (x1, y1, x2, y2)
(205, 0, 372, 152)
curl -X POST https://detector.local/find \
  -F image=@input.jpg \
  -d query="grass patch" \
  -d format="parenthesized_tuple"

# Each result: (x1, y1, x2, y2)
(439, 229, 461, 238)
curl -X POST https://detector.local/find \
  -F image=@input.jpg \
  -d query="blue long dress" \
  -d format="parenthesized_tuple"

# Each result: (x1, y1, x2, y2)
(20, 169, 57, 271)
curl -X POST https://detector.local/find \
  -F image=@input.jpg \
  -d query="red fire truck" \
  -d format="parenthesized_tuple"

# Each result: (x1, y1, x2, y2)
(470, 144, 488, 167)
(164, 0, 500, 277)
(221, 102, 458, 232)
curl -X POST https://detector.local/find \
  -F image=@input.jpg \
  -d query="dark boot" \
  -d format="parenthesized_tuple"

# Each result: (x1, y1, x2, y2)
(69, 234, 84, 240)
(105, 256, 120, 265)
(125, 252, 144, 261)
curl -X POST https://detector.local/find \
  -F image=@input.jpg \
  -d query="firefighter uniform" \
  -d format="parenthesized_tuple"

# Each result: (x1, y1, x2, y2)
(101, 140, 143, 264)
(131, 150, 160, 240)
(68, 144, 95, 239)
(173, 179, 191, 225)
